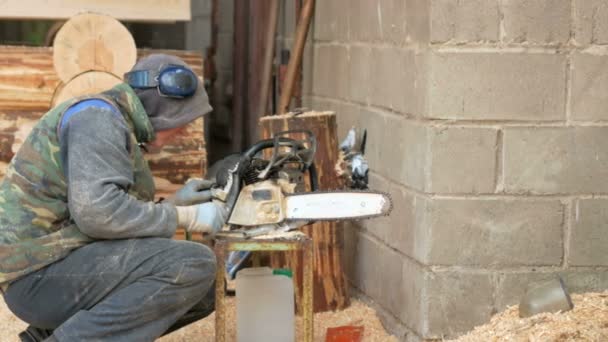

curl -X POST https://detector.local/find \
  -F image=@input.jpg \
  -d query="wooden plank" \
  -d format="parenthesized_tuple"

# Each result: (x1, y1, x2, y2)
(0, 46, 204, 111)
(260, 111, 350, 313)
(0, 0, 191, 22)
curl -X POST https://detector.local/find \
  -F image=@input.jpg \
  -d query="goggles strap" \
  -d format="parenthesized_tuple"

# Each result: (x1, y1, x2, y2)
(124, 69, 159, 89)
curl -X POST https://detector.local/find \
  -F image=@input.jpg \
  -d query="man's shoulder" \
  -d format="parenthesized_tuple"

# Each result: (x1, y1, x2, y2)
(59, 98, 125, 134)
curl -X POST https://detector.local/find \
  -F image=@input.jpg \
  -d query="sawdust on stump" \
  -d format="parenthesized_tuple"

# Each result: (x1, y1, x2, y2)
(0, 297, 395, 341)
(451, 292, 608, 342)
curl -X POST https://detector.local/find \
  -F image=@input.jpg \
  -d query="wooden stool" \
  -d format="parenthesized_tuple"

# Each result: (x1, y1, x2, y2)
(214, 231, 313, 342)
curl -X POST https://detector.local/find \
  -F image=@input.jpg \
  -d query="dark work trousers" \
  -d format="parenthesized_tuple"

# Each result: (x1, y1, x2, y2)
(3, 238, 216, 341)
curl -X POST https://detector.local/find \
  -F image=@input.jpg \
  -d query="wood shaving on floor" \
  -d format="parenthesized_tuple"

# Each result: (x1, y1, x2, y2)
(451, 291, 608, 342)
(0, 297, 396, 341)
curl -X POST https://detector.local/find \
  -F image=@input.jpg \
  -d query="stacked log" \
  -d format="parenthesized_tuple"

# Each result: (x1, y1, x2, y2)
(0, 14, 207, 199)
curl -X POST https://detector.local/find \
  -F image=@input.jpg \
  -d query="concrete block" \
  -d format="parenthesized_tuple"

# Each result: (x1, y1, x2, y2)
(399, 120, 429, 191)
(400, 258, 425, 332)
(353, 233, 405, 320)
(402, 51, 429, 117)
(349, 0, 382, 42)
(570, 199, 608, 266)
(406, 0, 430, 45)
(314, 0, 349, 41)
(571, 53, 608, 121)
(503, 127, 608, 194)
(312, 45, 349, 100)
(428, 127, 498, 194)
(378, 246, 406, 319)
(341, 222, 360, 282)
(358, 109, 392, 181)
(424, 271, 494, 338)
(370, 47, 406, 111)
(352, 232, 381, 296)
(429, 52, 567, 120)
(378, 0, 407, 44)
(495, 272, 557, 311)
(501, 0, 570, 44)
(310, 97, 332, 113)
(430, 0, 499, 43)
(367, 47, 427, 116)
(361, 112, 427, 191)
(425, 198, 564, 266)
(348, 46, 372, 104)
(574, 0, 608, 45)
(334, 101, 364, 139)
(560, 270, 608, 294)
(362, 173, 429, 261)
(496, 270, 608, 311)
(350, 232, 427, 335)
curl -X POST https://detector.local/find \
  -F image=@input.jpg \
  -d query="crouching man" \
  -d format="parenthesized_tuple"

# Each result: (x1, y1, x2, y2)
(0, 54, 225, 342)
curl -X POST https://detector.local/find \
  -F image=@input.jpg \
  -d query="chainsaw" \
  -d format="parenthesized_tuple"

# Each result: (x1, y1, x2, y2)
(207, 130, 392, 239)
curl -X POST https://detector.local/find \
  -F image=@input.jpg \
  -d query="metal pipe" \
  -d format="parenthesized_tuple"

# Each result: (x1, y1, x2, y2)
(278, 0, 315, 114)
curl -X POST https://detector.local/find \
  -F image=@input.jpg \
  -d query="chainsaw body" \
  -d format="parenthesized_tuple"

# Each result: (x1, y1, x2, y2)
(210, 130, 390, 238)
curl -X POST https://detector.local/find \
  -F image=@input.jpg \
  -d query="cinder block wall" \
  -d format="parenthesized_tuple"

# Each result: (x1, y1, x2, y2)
(308, 0, 608, 340)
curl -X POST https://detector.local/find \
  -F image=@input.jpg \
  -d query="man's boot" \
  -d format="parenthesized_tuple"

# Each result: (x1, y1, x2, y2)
(18, 326, 54, 342)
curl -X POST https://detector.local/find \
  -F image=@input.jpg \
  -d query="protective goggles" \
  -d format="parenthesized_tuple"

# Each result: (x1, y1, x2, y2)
(124, 64, 198, 98)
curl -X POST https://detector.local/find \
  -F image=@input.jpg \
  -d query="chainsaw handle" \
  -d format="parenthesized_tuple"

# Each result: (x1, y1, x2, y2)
(223, 139, 279, 217)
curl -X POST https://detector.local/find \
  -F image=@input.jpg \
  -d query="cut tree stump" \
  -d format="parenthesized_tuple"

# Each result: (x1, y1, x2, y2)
(260, 111, 350, 313)
(53, 13, 136, 82)
(51, 71, 122, 106)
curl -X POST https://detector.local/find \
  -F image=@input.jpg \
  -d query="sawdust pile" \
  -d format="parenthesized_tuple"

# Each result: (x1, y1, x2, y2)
(160, 298, 397, 342)
(452, 292, 608, 342)
(0, 297, 396, 341)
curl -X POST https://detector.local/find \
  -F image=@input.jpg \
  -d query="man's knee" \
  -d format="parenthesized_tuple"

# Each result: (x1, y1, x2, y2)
(166, 241, 216, 288)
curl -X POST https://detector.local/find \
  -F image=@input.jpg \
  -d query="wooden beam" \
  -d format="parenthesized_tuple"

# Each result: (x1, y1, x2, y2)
(0, 0, 191, 22)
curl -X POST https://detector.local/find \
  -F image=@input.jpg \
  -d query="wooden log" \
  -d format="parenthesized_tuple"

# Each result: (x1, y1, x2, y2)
(53, 13, 137, 82)
(51, 71, 122, 106)
(260, 111, 350, 313)
(0, 0, 191, 22)
(0, 46, 204, 111)
(0, 47, 61, 111)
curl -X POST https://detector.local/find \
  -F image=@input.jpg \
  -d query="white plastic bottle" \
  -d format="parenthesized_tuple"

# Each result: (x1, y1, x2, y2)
(236, 267, 295, 342)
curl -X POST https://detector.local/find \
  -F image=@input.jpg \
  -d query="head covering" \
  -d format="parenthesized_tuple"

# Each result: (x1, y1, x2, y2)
(128, 54, 212, 131)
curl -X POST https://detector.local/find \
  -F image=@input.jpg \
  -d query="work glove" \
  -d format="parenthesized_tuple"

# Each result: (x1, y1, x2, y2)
(175, 201, 228, 235)
(166, 178, 214, 206)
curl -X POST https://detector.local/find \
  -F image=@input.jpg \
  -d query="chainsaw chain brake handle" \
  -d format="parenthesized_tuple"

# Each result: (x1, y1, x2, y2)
(211, 131, 319, 221)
